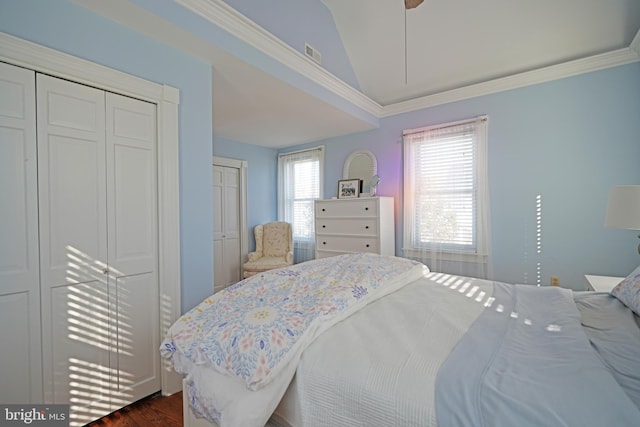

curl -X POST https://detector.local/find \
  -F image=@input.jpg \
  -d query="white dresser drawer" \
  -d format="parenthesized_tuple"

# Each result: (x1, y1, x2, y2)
(315, 199, 378, 217)
(317, 235, 379, 253)
(316, 217, 377, 236)
(313, 197, 395, 257)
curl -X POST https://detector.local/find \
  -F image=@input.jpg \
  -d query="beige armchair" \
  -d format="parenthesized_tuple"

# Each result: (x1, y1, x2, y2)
(243, 221, 293, 278)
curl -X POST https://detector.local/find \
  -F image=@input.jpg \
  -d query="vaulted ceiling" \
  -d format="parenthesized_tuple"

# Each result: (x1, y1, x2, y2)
(323, 0, 640, 105)
(79, 0, 640, 148)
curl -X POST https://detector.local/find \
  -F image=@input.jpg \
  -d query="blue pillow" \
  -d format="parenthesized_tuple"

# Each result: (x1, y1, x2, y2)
(611, 265, 640, 316)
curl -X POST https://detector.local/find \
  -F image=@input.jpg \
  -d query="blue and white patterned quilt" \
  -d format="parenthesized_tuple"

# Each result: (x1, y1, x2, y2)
(161, 253, 425, 400)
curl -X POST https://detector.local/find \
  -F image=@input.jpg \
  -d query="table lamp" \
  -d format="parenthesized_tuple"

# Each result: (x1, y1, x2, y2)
(604, 185, 640, 254)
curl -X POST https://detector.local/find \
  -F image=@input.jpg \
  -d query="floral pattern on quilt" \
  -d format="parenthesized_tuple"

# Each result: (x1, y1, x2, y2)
(611, 264, 640, 315)
(161, 253, 424, 390)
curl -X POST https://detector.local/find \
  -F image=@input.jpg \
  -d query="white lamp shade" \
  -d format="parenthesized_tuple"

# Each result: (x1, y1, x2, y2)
(604, 185, 640, 230)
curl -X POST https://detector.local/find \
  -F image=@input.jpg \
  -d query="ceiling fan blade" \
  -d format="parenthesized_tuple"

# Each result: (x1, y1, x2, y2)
(404, 0, 424, 9)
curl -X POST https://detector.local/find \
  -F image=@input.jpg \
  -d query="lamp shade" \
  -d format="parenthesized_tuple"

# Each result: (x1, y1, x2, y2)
(604, 185, 640, 230)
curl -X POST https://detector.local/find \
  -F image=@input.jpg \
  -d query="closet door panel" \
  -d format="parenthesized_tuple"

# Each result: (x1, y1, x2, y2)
(49, 281, 111, 425)
(46, 135, 106, 269)
(37, 75, 110, 421)
(0, 293, 35, 402)
(0, 62, 42, 403)
(106, 94, 156, 271)
(37, 75, 107, 279)
(106, 93, 160, 406)
(222, 167, 241, 284)
(112, 273, 159, 403)
(213, 165, 241, 292)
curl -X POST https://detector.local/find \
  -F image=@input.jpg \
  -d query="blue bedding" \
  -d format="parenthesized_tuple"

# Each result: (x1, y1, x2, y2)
(574, 292, 640, 410)
(435, 283, 640, 427)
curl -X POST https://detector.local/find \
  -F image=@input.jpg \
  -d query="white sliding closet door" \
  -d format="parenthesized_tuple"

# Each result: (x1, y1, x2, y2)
(37, 74, 159, 425)
(0, 62, 42, 403)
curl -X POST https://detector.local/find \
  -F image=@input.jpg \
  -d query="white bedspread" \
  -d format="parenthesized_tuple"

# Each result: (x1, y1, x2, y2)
(272, 272, 492, 427)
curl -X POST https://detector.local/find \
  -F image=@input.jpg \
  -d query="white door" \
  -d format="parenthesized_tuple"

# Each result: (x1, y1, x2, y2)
(105, 92, 160, 407)
(213, 164, 241, 291)
(38, 75, 159, 425)
(0, 62, 43, 403)
(37, 74, 111, 425)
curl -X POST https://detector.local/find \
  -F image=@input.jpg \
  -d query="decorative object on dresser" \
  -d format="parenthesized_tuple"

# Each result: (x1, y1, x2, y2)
(315, 197, 395, 259)
(337, 179, 361, 199)
(604, 185, 640, 255)
(370, 174, 381, 196)
(343, 149, 377, 196)
(242, 222, 293, 278)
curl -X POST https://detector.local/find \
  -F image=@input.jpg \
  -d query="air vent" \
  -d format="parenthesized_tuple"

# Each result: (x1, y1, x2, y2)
(304, 43, 321, 65)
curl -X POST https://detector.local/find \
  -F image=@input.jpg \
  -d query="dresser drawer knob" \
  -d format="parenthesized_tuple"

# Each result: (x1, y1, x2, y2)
(365, 207, 369, 211)
(322, 241, 327, 245)
(365, 244, 370, 248)
(365, 225, 369, 229)
(322, 208, 326, 212)
(322, 225, 326, 228)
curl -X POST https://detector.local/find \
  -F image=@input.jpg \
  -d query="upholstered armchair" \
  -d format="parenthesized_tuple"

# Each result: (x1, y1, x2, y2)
(243, 221, 293, 278)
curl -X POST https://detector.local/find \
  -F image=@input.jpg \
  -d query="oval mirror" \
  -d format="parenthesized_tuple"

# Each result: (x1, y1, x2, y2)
(343, 150, 377, 196)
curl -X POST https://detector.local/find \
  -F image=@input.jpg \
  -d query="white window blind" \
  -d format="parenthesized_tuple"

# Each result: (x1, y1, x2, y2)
(413, 121, 476, 249)
(278, 146, 324, 263)
(403, 116, 491, 278)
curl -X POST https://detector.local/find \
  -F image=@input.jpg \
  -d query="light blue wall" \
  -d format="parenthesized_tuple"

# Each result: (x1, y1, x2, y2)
(0, 0, 214, 312)
(222, 0, 360, 90)
(213, 137, 278, 251)
(6, 0, 638, 301)
(286, 62, 640, 290)
(129, 0, 377, 128)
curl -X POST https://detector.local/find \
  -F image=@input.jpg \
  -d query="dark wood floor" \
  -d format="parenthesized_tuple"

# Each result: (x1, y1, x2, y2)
(87, 391, 183, 427)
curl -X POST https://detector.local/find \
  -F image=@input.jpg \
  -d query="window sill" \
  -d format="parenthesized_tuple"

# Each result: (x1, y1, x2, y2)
(402, 248, 488, 264)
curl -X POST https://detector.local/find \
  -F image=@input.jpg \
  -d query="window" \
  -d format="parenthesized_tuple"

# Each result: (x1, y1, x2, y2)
(278, 147, 324, 263)
(403, 117, 490, 277)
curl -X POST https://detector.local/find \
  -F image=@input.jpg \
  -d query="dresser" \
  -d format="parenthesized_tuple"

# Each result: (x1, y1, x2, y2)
(314, 197, 395, 259)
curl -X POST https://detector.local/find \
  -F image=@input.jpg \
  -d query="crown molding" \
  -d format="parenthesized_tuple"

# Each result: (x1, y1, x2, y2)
(381, 47, 640, 118)
(0, 31, 177, 104)
(176, 0, 382, 116)
(170, 2, 640, 121)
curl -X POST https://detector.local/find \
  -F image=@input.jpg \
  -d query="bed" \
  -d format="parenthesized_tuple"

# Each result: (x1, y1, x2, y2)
(161, 253, 640, 427)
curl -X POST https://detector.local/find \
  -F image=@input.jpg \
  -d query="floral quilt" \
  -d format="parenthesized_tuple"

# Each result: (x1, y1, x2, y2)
(161, 253, 425, 391)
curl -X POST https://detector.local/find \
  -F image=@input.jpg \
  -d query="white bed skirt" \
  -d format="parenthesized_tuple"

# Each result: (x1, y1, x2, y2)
(182, 380, 292, 427)
(183, 380, 214, 427)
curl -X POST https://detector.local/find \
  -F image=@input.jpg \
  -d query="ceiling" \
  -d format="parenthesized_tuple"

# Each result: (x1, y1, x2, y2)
(323, 0, 640, 106)
(79, 0, 640, 149)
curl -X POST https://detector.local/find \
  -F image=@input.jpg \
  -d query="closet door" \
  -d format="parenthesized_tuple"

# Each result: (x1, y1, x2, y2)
(37, 74, 110, 424)
(105, 93, 160, 406)
(38, 75, 161, 423)
(213, 164, 241, 292)
(0, 62, 42, 403)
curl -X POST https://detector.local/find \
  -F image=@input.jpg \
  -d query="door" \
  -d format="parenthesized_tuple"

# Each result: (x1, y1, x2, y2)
(37, 74, 159, 425)
(37, 75, 110, 425)
(213, 163, 241, 291)
(0, 62, 43, 403)
(105, 92, 160, 407)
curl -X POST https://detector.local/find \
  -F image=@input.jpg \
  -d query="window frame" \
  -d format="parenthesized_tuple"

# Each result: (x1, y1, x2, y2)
(277, 146, 324, 261)
(402, 116, 489, 263)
